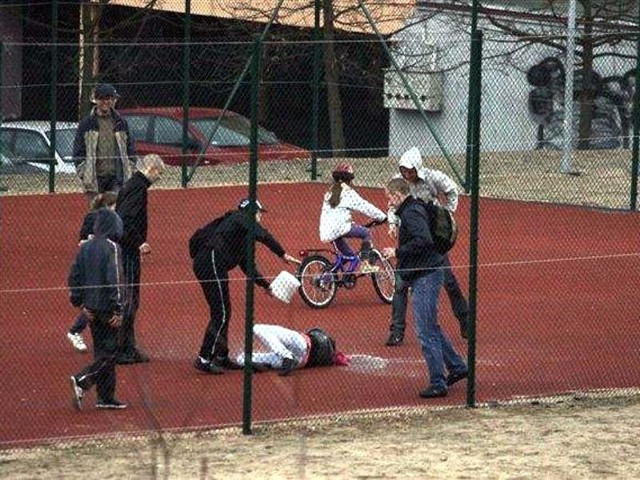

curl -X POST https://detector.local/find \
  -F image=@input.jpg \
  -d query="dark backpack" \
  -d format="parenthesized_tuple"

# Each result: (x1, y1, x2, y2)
(188, 211, 233, 259)
(417, 198, 458, 255)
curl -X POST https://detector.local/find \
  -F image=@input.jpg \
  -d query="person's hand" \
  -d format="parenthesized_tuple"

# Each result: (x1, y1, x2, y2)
(282, 253, 301, 265)
(139, 242, 151, 255)
(382, 247, 396, 259)
(388, 224, 398, 239)
(81, 306, 95, 322)
(108, 313, 123, 328)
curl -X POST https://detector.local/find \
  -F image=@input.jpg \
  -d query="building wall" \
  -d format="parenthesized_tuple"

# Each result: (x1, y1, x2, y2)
(387, 7, 637, 158)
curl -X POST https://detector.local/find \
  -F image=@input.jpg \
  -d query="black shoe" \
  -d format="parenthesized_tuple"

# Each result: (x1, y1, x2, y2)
(96, 398, 128, 409)
(386, 333, 404, 347)
(278, 358, 296, 376)
(251, 362, 272, 373)
(458, 316, 469, 340)
(116, 354, 136, 365)
(419, 386, 448, 399)
(446, 370, 468, 387)
(194, 358, 224, 375)
(213, 357, 243, 371)
(132, 349, 151, 363)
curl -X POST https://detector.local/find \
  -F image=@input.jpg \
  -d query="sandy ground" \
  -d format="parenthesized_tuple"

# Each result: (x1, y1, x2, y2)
(2, 395, 640, 479)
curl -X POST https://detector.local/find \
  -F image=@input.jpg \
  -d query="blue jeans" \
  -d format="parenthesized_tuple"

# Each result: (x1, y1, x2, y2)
(390, 254, 468, 336)
(411, 270, 467, 390)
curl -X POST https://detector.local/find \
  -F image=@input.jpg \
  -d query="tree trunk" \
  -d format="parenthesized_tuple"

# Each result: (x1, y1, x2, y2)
(322, 0, 346, 156)
(577, 0, 594, 150)
(78, 2, 101, 120)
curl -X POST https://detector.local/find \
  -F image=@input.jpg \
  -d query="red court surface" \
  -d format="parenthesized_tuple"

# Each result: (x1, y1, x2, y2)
(1, 183, 639, 448)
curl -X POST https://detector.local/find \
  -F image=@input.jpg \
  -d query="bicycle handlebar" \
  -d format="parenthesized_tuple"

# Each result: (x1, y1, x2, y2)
(364, 218, 388, 228)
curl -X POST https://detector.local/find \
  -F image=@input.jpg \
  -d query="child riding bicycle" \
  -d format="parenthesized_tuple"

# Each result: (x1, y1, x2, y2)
(319, 163, 386, 273)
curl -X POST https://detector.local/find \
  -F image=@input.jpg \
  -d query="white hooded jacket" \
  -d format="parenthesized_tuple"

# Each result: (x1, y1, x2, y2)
(388, 147, 460, 225)
(319, 183, 386, 243)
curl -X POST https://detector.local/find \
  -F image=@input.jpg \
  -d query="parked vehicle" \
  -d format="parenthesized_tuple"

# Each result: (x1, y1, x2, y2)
(118, 107, 309, 166)
(0, 121, 78, 174)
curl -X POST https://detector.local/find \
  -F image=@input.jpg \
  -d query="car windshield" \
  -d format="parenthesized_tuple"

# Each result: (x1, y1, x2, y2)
(192, 116, 279, 147)
(45, 128, 76, 160)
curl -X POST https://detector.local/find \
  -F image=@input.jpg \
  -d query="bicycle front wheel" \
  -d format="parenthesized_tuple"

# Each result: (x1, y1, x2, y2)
(297, 255, 337, 309)
(369, 249, 395, 304)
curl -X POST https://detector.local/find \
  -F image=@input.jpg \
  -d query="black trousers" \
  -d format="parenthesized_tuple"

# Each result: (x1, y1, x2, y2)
(194, 249, 232, 361)
(121, 246, 141, 356)
(74, 311, 118, 402)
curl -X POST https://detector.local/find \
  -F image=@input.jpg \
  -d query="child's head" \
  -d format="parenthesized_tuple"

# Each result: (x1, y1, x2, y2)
(90, 191, 118, 211)
(331, 163, 354, 184)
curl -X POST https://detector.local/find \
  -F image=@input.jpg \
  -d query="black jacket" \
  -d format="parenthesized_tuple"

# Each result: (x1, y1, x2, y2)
(394, 195, 445, 282)
(191, 210, 286, 289)
(116, 172, 151, 251)
(68, 209, 124, 313)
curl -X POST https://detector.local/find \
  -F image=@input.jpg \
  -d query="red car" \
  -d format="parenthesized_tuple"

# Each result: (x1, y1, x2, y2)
(119, 107, 309, 166)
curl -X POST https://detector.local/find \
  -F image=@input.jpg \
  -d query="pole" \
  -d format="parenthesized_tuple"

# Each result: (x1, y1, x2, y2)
(463, 0, 481, 192)
(48, 0, 59, 193)
(630, 12, 640, 210)
(466, 29, 483, 409)
(242, 36, 262, 436)
(309, 0, 322, 180)
(181, 0, 191, 188)
(561, 0, 577, 174)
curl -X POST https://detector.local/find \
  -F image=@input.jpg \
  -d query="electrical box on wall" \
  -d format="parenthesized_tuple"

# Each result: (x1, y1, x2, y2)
(383, 69, 443, 112)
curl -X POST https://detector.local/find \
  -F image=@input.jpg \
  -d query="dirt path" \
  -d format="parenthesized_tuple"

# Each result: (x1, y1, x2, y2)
(3, 396, 640, 479)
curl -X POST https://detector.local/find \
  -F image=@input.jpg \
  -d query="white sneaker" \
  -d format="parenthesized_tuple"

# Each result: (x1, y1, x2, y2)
(70, 376, 84, 411)
(67, 332, 88, 352)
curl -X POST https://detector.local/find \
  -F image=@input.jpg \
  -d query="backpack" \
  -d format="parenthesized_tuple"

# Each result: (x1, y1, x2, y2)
(188, 211, 233, 259)
(417, 198, 458, 255)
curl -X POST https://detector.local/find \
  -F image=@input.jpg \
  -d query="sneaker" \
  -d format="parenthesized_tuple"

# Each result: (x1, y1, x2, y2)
(278, 357, 297, 376)
(419, 386, 448, 399)
(446, 370, 468, 387)
(69, 376, 84, 411)
(385, 333, 404, 347)
(67, 332, 88, 352)
(360, 261, 380, 274)
(194, 358, 223, 375)
(96, 399, 128, 410)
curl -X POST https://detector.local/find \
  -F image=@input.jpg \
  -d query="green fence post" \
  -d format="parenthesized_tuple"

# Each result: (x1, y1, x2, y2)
(464, 0, 481, 192)
(181, 0, 191, 189)
(48, 0, 59, 194)
(0, 41, 6, 192)
(309, 0, 322, 181)
(629, 24, 640, 210)
(242, 36, 262, 436)
(466, 29, 483, 409)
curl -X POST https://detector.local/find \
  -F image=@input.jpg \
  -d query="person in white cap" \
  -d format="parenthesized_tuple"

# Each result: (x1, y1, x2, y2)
(190, 199, 300, 374)
(385, 147, 469, 346)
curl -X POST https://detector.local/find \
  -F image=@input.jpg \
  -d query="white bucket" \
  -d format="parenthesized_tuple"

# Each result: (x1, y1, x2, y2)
(270, 271, 301, 304)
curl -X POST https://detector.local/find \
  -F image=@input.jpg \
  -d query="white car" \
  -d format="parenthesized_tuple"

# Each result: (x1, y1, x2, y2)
(0, 121, 78, 174)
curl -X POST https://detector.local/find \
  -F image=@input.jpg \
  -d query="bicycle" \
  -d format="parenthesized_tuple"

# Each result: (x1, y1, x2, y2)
(296, 222, 395, 309)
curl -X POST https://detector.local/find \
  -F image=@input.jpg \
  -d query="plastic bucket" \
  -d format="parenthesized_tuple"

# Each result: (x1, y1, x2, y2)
(270, 271, 301, 304)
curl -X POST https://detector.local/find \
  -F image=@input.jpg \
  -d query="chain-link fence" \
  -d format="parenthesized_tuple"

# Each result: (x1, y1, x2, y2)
(1, 0, 640, 449)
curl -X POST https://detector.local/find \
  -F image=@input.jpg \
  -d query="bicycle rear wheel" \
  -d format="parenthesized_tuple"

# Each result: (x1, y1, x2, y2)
(297, 255, 337, 308)
(369, 249, 395, 304)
